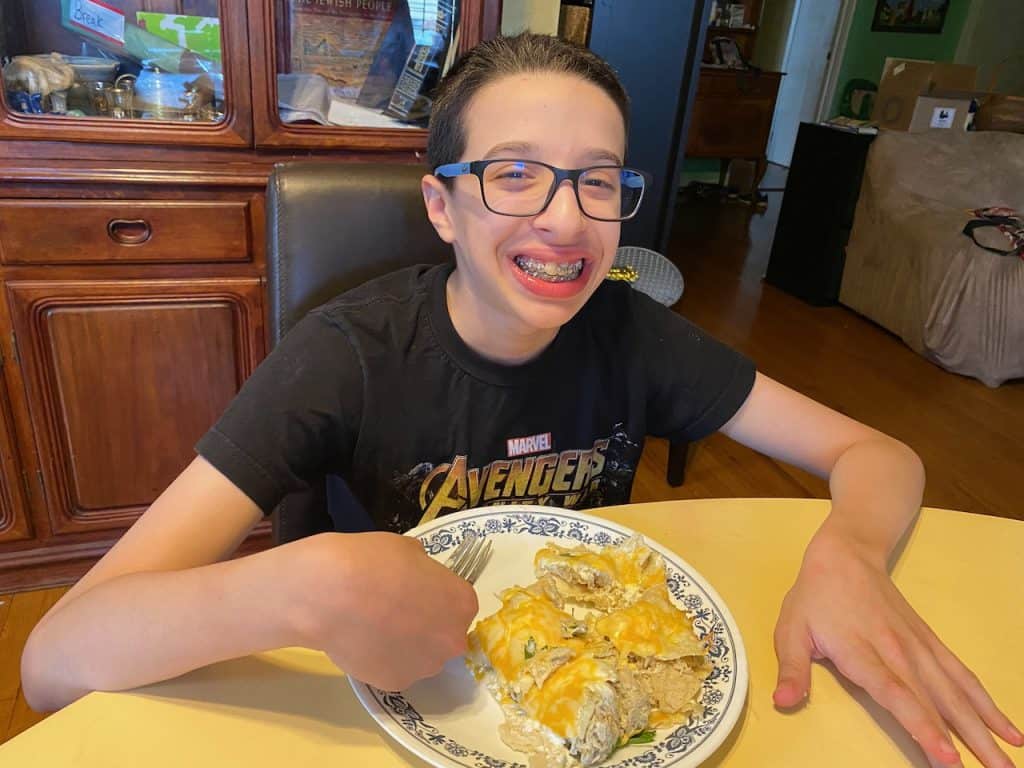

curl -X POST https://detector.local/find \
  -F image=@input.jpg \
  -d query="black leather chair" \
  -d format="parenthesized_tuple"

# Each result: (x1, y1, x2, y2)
(266, 161, 449, 544)
(266, 161, 688, 545)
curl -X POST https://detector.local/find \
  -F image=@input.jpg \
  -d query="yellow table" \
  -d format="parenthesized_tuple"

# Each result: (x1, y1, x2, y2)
(2, 499, 1022, 767)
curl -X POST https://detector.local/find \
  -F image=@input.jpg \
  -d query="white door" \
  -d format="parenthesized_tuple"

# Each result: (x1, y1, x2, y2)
(956, 0, 1024, 95)
(766, 0, 844, 167)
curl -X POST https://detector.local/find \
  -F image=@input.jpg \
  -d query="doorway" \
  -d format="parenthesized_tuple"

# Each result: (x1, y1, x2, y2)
(956, 0, 1024, 95)
(765, 0, 846, 166)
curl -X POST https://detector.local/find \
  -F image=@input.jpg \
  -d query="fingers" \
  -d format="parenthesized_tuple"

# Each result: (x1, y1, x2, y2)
(778, 550, 1019, 768)
(927, 631, 1024, 749)
(910, 634, 1020, 768)
(859, 620, 1019, 768)
(877, 628, 965, 766)
(834, 637, 962, 766)
(926, 753, 959, 768)
(772, 612, 813, 708)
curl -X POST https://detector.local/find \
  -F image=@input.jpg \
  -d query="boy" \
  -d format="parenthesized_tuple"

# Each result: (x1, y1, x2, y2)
(21, 34, 1020, 768)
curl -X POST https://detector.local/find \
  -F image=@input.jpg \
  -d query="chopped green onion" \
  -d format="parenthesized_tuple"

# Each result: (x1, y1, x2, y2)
(626, 730, 656, 745)
(611, 729, 657, 756)
(525, 636, 537, 660)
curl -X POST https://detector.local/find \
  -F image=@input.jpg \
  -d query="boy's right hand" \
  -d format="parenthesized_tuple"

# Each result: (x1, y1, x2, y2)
(291, 531, 479, 691)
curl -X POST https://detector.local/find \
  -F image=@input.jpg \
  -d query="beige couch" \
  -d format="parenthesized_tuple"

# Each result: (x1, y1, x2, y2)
(841, 129, 1024, 387)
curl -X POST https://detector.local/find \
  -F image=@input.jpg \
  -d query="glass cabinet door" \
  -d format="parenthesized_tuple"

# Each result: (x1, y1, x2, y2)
(0, 0, 251, 146)
(277, 0, 457, 130)
(252, 0, 499, 149)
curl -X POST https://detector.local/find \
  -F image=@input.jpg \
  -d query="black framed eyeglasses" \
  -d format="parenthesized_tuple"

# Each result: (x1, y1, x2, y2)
(433, 159, 651, 222)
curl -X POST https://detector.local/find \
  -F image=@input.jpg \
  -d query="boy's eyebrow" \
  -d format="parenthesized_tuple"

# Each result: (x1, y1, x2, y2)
(481, 142, 623, 166)
(581, 148, 625, 166)
(482, 141, 537, 159)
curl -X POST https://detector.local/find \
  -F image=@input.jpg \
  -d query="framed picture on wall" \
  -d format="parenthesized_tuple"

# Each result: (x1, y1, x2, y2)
(871, 0, 950, 34)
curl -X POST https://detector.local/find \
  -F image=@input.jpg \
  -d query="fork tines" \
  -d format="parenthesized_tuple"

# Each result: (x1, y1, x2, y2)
(444, 533, 491, 583)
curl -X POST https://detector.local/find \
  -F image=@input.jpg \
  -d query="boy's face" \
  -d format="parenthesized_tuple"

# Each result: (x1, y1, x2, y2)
(423, 72, 627, 335)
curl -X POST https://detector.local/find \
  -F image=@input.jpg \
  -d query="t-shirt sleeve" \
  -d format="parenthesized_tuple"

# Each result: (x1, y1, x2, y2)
(195, 310, 362, 514)
(630, 290, 756, 442)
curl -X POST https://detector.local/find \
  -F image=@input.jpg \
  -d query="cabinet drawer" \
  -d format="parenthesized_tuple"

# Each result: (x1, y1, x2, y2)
(688, 97, 777, 158)
(0, 199, 253, 265)
(697, 71, 782, 99)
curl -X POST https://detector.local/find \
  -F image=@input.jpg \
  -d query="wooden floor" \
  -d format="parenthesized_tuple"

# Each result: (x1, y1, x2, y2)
(2, 175, 1021, 744)
(0, 587, 67, 743)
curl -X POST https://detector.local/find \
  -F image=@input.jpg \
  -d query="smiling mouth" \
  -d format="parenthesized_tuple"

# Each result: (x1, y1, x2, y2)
(513, 255, 584, 283)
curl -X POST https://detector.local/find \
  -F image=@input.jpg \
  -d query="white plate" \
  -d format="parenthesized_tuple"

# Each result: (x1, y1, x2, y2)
(350, 505, 748, 768)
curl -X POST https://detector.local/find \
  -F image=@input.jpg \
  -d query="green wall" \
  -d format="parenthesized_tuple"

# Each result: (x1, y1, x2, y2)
(831, 0, 973, 114)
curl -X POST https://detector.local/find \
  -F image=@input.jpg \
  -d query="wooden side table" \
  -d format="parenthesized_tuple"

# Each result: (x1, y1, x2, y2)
(685, 67, 784, 186)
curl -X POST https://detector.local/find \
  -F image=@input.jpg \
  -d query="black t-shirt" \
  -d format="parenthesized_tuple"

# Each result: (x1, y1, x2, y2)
(196, 263, 756, 533)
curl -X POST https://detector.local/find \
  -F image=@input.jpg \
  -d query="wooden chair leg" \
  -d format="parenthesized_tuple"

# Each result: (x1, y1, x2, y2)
(666, 439, 691, 487)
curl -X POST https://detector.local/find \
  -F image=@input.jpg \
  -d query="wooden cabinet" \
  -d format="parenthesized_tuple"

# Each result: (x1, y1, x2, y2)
(7, 277, 264, 534)
(685, 67, 783, 183)
(0, 0, 501, 591)
(0, 375, 33, 545)
(687, 0, 783, 185)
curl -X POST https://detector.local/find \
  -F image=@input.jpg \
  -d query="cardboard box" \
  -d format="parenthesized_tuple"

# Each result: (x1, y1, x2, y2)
(908, 93, 975, 132)
(872, 58, 979, 131)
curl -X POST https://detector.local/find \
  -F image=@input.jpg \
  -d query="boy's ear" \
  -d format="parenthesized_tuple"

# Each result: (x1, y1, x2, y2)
(421, 175, 457, 244)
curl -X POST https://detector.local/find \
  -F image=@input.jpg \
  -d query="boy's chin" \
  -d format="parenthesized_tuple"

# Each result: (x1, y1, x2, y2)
(513, 295, 587, 332)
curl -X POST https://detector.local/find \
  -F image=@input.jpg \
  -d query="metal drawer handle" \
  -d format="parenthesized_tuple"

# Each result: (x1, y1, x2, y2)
(107, 218, 152, 246)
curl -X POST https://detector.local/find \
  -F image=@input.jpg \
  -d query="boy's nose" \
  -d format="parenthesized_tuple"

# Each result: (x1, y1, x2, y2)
(534, 180, 587, 234)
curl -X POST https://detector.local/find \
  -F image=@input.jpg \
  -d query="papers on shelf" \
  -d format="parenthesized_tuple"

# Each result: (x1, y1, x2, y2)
(821, 115, 880, 134)
(277, 72, 413, 130)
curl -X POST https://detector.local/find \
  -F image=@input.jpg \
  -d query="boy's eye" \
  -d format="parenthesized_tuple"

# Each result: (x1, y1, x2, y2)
(490, 163, 537, 181)
(581, 171, 619, 196)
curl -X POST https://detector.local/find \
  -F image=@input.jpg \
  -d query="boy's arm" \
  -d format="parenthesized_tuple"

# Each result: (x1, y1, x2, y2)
(719, 373, 1022, 768)
(719, 372, 920, 562)
(21, 457, 289, 711)
(21, 457, 478, 712)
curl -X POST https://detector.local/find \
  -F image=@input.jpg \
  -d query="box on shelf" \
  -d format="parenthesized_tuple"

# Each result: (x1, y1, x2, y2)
(135, 13, 222, 62)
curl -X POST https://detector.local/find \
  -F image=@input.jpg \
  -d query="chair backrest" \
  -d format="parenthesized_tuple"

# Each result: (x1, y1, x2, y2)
(265, 161, 450, 544)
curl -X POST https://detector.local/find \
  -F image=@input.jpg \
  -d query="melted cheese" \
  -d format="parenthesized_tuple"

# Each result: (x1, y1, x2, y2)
(472, 587, 583, 683)
(534, 541, 665, 592)
(647, 708, 679, 728)
(595, 587, 701, 659)
(520, 656, 611, 739)
(470, 537, 712, 767)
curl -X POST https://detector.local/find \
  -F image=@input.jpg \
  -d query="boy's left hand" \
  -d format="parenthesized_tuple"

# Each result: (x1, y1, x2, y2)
(772, 530, 1023, 768)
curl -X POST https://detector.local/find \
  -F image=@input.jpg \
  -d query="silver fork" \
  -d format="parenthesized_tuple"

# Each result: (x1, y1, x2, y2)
(442, 532, 492, 584)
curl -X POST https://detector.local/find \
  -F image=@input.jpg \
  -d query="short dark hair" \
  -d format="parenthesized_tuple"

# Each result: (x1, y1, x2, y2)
(427, 33, 630, 174)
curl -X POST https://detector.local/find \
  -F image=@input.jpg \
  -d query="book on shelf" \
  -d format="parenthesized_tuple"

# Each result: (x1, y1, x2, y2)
(558, 5, 591, 46)
(822, 116, 879, 134)
(283, 0, 397, 99)
(383, 0, 459, 123)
